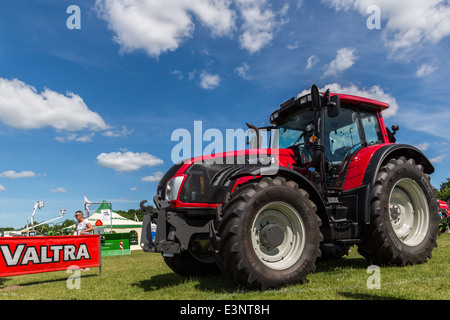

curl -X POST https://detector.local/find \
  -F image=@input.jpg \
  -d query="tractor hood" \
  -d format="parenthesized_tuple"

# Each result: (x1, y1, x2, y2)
(156, 148, 296, 206)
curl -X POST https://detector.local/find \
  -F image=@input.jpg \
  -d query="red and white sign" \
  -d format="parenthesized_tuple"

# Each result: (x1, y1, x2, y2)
(0, 235, 101, 277)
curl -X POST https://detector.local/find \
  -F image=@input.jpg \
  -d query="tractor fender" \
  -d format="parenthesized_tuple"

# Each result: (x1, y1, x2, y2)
(361, 143, 435, 188)
(229, 166, 329, 228)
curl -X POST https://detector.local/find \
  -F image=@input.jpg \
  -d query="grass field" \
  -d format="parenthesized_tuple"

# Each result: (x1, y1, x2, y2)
(1, 234, 449, 300)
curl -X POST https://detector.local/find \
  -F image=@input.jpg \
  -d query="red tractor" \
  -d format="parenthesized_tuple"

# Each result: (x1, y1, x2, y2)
(140, 85, 439, 290)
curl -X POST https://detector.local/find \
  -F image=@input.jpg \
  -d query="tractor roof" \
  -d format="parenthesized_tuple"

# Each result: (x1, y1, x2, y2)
(279, 92, 390, 113)
(332, 93, 390, 111)
(272, 91, 390, 124)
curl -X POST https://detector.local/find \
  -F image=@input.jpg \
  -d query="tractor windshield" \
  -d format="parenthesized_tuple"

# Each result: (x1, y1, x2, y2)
(276, 107, 316, 150)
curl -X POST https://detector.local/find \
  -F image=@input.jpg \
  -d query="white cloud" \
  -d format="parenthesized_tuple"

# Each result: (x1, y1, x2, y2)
(50, 187, 67, 193)
(298, 83, 398, 118)
(416, 64, 436, 77)
(142, 171, 165, 182)
(95, 0, 287, 57)
(235, 63, 252, 80)
(101, 125, 134, 138)
(199, 71, 221, 90)
(323, 48, 357, 77)
(55, 132, 96, 143)
(414, 142, 430, 152)
(322, 0, 450, 51)
(0, 78, 109, 132)
(95, 0, 235, 58)
(0, 185, 6, 191)
(287, 42, 299, 50)
(430, 155, 446, 164)
(0, 171, 40, 179)
(306, 55, 320, 70)
(399, 106, 450, 140)
(171, 70, 184, 80)
(97, 151, 163, 172)
(236, 0, 277, 53)
(188, 70, 198, 81)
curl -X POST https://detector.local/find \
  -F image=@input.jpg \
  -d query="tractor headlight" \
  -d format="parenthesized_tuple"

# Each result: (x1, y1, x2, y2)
(165, 176, 184, 201)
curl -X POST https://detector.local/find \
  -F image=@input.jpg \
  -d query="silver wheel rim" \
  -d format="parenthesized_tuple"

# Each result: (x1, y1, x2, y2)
(251, 201, 305, 270)
(389, 178, 430, 246)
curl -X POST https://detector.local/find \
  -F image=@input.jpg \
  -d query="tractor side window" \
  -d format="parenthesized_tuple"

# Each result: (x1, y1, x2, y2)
(325, 108, 362, 189)
(360, 111, 383, 146)
(328, 108, 361, 161)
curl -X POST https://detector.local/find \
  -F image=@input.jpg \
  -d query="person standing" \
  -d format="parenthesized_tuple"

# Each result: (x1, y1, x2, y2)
(74, 211, 94, 235)
(74, 211, 94, 271)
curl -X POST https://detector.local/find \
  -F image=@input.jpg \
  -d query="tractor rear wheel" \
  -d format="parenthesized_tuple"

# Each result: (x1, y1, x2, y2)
(211, 177, 322, 290)
(358, 157, 439, 266)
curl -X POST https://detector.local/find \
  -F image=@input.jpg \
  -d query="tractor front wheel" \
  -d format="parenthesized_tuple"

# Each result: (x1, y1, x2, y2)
(211, 177, 322, 290)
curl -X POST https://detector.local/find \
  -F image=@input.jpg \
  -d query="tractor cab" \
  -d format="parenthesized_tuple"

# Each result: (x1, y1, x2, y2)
(269, 85, 392, 195)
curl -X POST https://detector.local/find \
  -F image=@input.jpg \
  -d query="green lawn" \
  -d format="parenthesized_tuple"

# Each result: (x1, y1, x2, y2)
(1, 234, 449, 300)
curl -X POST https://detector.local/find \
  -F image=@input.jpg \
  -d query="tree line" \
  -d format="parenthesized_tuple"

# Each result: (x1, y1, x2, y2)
(436, 178, 450, 202)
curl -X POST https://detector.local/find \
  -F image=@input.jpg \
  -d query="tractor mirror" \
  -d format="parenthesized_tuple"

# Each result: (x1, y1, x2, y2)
(327, 95, 341, 118)
(311, 85, 322, 111)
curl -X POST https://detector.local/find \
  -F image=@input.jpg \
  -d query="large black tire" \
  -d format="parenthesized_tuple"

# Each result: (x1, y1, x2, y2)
(211, 177, 322, 290)
(358, 157, 439, 266)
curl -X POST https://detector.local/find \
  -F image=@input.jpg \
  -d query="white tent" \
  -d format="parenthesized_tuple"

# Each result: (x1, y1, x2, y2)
(69, 201, 143, 251)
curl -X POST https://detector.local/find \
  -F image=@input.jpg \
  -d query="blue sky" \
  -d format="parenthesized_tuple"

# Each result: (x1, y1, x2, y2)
(1, 0, 450, 228)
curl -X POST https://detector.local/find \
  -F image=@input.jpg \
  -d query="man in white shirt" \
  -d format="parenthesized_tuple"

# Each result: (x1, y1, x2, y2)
(74, 211, 94, 271)
(74, 211, 94, 235)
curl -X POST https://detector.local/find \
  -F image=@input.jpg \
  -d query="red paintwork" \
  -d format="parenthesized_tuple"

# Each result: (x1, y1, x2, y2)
(171, 200, 219, 209)
(176, 148, 295, 176)
(168, 148, 296, 208)
(331, 93, 390, 111)
(342, 143, 392, 191)
(377, 111, 390, 144)
(232, 176, 257, 192)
